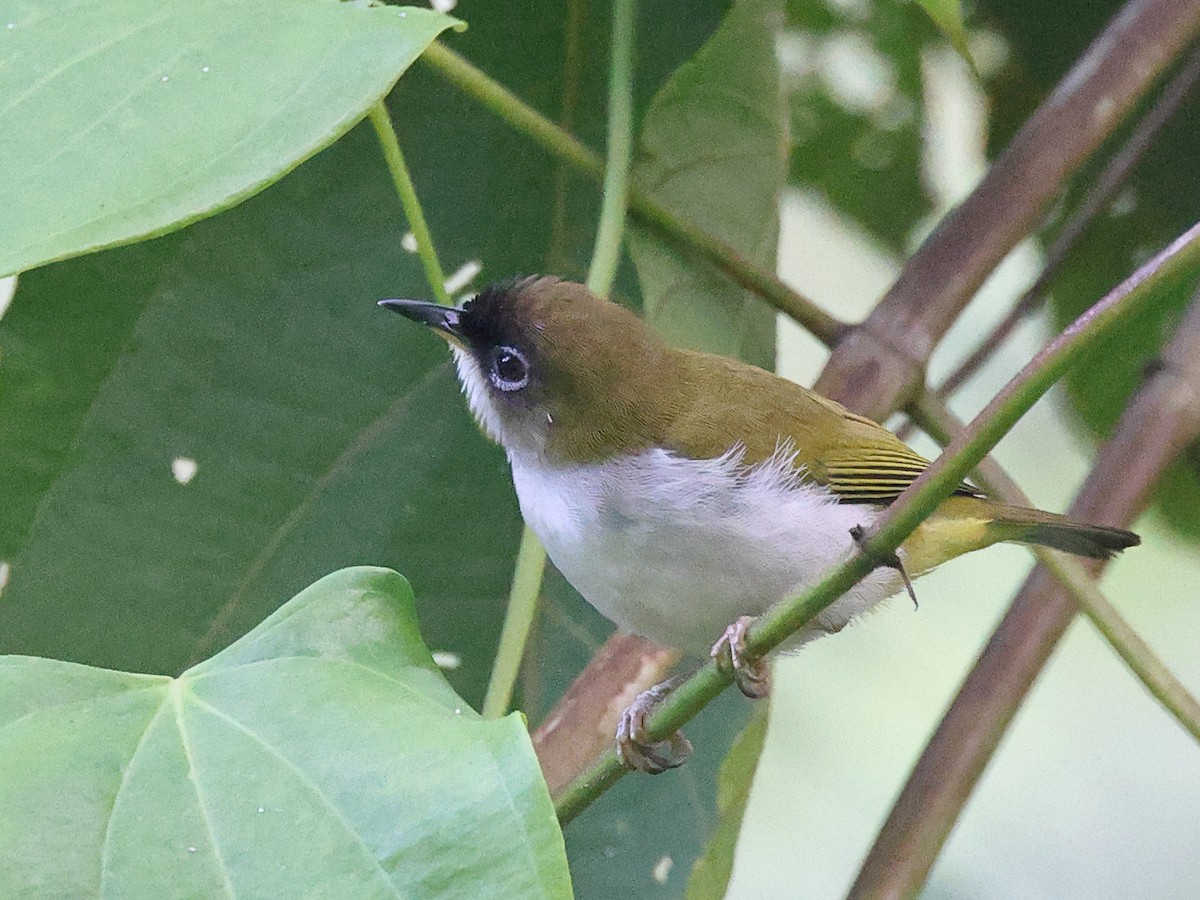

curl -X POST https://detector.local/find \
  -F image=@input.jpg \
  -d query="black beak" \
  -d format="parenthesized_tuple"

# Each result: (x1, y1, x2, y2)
(378, 298, 464, 342)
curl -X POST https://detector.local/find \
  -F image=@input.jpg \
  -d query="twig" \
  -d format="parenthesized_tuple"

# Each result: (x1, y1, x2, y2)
(553, 221, 1200, 825)
(419, 42, 845, 345)
(848, 243, 1200, 899)
(533, 633, 680, 794)
(367, 103, 451, 307)
(814, 0, 1200, 420)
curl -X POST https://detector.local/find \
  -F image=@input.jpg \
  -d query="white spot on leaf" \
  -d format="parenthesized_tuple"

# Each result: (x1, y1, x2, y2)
(401, 231, 419, 253)
(432, 650, 461, 670)
(652, 855, 674, 884)
(172, 457, 198, 485)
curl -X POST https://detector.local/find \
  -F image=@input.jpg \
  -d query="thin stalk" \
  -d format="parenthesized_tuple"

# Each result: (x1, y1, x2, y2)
(555, 220, 1200, 823)
(420, 42, 845, 345)
(911, 395, 1200, 745)
(481, 0, 637, 719)
(587, 0, 635, 295)
(368, 102, 451, 307)
(482, 529, 548, 718)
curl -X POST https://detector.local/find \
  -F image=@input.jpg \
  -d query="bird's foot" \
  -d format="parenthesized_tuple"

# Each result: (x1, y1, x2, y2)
(850, 524, 919, 610)
(615, 675, 694, 774)
(711, 615, 771, 699)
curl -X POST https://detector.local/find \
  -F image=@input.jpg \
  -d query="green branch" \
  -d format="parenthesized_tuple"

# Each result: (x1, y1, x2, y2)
(420, 42, 844, 345)
(554, 220, 1200, 824)
(481, 0, 637, 719)
(368, 103, 451, 307)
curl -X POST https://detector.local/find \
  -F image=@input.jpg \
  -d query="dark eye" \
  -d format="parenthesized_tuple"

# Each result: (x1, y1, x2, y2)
(490, 346, 529, 391)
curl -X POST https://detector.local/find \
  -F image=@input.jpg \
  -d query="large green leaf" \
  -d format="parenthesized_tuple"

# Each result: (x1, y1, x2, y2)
(0, 0, 456, 277)
(0, 1, 773, 895)
(0, 567, 571, 898)
(628, 0, 784, 369)
(0, 123, 524, 701)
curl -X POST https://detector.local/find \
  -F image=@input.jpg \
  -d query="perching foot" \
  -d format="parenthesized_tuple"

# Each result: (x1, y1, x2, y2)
(615, 675, 694, 774)
(711, 615, 771, 699)
(850, 524, 919, 610)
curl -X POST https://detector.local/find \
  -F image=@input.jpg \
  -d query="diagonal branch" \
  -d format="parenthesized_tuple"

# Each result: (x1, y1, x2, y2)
(922, 43, 1200, 418)
(814, 0, 1200, 420)
(848, 254, 1200, 900)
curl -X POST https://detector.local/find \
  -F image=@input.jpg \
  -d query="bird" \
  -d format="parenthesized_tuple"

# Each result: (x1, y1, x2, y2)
(379, 275, 1139, 772)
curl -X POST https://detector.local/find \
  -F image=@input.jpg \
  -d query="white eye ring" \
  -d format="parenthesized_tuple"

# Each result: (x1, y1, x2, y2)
(490, 346, 529, 392)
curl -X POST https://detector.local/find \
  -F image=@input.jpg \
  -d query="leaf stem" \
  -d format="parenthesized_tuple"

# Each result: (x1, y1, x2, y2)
(482, 529, 549, 718)
(480, 0, 638, 719)
(554, 219, 1200, 824)
(368, 102, 451, 307)
(419, 42, 844, 344)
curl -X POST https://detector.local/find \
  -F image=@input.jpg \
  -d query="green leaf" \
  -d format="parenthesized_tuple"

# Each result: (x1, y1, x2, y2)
(686, 705, 769, 900)
(0, 567, 571, 898)
(0, 0, 457, 277)
(916, 0, 973, 65)
(0, 125, 525, 699)
(0, 1, 761, 894)
(628, 0, 785, 370)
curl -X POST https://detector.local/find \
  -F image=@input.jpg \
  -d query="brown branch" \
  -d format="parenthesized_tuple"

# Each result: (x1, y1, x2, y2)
(532, 633, 679, 795)
(923, 42, 1200, 417)
(848, 279, 1200, 899)
(815, 0, 1200, 420)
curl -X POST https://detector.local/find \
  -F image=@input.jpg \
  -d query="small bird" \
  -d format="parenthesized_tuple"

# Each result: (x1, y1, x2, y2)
(380, 275, 1138, 771)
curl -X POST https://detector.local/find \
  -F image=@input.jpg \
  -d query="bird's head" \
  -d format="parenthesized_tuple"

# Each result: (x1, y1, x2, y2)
(380, 276, 677, 462)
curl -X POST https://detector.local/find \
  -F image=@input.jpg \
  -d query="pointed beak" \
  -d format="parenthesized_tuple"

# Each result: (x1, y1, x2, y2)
(378, 298, 464, 345)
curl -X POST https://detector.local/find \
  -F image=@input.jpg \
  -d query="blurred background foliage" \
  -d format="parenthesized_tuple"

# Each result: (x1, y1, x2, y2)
(1, 0, 1198, 896)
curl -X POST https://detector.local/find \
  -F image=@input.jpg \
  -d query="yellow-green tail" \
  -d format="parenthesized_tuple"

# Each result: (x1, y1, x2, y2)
(986, 502, 1140, 560)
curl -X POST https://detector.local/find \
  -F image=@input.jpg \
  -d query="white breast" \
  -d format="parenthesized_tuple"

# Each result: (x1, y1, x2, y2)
(509, 445, 904, 656)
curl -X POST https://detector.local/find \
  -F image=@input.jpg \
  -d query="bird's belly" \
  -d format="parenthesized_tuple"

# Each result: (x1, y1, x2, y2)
(510, 448, 904, 656)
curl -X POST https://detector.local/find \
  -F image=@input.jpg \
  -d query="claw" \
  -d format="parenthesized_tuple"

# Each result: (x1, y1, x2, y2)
(711, 615, 771, 699)
(615, 676, 693, 774)
(850, 524, 919, 610)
